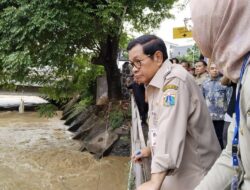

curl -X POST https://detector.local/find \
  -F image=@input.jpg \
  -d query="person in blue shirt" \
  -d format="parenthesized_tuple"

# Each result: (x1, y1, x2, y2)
(202, 63, 232, 149)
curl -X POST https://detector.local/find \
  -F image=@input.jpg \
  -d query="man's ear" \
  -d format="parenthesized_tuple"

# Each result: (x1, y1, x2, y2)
(154, 51, 164, 66)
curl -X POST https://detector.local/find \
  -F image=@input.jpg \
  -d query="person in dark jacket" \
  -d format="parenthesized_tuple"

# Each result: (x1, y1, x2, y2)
(127, 80, 148, 125)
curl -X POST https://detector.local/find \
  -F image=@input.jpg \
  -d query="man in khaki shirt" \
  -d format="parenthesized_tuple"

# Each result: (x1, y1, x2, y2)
(194, 60, 209, 87)
(128, 34, 220, 190)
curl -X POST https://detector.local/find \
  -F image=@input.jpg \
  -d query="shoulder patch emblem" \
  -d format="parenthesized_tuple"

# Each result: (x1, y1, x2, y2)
(163, 84, 178, 92)
(163, 92, 176, 107)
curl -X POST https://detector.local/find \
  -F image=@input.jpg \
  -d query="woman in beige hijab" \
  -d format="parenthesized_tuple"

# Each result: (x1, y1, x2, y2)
(190, 0, 250, 189)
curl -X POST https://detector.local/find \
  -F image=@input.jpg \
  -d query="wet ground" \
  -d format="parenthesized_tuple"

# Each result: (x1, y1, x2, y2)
(0, 111, 129, 190)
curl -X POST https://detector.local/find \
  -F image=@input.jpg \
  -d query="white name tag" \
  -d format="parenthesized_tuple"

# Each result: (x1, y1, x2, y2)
(150, 128, 158, 147)
(150, 128, 158, 156)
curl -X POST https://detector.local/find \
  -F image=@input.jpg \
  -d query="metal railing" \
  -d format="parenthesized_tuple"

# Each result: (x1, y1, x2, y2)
(128, 95, 150, 190)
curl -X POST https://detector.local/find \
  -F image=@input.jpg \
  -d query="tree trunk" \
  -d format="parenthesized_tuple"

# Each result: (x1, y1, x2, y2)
(93, 34, 122, 100)
(104, 35, 122, 100)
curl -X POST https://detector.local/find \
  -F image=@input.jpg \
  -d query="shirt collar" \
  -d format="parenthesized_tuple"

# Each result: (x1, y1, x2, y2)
(148, 59, 172, 89)
(197, 72, 208, 78)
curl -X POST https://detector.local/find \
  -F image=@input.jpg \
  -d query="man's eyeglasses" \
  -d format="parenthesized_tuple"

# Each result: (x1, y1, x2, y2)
(129, 54, 152, 69)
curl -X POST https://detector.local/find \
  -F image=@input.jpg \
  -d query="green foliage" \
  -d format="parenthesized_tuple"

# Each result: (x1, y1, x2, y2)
(73, 96, 94, 112)
(109, 109, 124, 130)
(0, 0, 175, 101)
(177, 44, 200, 66)
(119, 32, 132, 50)
(109, 102, 131, 130)
(40, 54, 104, 101)
(36, 103, 58, 118)
(127, 164, 136, 190)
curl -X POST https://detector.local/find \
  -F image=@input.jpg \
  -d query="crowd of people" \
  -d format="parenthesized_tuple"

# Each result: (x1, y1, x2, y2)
(128, 0, 250, 189)
(169, 57, 233, 150)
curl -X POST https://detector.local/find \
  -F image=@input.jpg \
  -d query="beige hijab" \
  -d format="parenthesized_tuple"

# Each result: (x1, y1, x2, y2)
(190, 0, 250, 82)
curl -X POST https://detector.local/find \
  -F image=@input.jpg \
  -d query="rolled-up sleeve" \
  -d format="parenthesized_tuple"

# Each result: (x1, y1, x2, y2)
(151, 78, 189, 174)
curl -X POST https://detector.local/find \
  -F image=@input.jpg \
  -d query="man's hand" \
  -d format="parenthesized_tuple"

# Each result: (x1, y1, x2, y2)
(137, 172, 166, 190)
(131, 147, 151, 163)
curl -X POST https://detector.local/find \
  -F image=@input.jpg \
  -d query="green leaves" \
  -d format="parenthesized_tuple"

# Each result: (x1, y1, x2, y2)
(36, 103, 58, 118)
(0, 0, 175, 101)
(177, 44, 200, 65)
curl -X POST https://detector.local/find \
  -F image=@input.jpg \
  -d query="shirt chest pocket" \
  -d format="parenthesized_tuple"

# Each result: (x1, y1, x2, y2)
(150, 105, 160, 128)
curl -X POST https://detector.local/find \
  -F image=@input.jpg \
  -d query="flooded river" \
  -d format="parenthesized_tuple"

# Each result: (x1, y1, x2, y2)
(0, 111, 129, 190)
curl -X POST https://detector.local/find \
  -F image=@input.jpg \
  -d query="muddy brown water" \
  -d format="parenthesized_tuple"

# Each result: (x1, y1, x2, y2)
(0, 111, 129, 190)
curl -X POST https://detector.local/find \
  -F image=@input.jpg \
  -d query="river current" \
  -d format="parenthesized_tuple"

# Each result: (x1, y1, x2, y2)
(0, 111, 129, 190)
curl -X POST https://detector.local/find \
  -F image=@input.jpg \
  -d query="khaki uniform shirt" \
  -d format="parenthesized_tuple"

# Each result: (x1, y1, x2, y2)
(195, 72, 209, 87)
(146, 60, 220, 190)
(195, 63, 250, 190)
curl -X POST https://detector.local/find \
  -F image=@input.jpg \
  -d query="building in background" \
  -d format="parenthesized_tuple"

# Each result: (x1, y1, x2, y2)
(171, 44, 193, 58)
(165, 42, 193, 59)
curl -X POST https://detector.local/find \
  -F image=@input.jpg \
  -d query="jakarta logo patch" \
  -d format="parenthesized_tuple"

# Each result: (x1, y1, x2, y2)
(163, 93, 176, 106)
